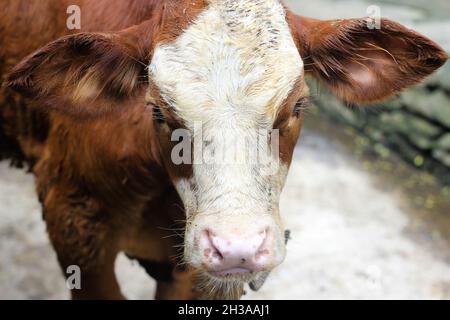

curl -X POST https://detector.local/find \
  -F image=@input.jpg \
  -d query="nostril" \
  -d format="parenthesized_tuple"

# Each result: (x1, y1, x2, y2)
(203, 229, 224, 261)
(212, 250, 223, 260)
(255, 228, 271, 259)
(199, 227, 275, 273)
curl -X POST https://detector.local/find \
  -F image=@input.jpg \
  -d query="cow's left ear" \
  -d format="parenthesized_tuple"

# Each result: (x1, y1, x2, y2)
(7, 20, 155, 118)
(287, 13, 448, 104)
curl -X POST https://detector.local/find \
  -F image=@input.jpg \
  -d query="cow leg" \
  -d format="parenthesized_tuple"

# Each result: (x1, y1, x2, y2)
(155, 268, 199, 300)
(129, 257, 199, 300)
(42, 187, 124, 300)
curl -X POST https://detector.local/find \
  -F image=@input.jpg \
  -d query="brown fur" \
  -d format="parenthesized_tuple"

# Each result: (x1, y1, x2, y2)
(0, 0, 446, 300)
(1, 0, 201, 300)
(287, 13, 448, 103)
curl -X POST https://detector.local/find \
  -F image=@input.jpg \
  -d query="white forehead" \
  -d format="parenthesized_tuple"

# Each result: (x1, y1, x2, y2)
(149, 0, 303, 128)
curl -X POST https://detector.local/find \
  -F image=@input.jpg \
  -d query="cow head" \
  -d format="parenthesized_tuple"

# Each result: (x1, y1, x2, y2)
(7, 0, 447, 298)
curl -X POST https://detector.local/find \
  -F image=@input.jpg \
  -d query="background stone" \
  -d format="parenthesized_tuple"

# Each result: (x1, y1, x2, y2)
(286, 0, 450, 184)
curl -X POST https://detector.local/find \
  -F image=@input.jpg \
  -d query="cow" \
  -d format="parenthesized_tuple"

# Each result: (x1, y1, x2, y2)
(0, 0, 447, 300)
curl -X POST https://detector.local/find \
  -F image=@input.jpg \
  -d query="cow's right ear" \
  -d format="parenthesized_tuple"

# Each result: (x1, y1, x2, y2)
(7, 22, 154, 118)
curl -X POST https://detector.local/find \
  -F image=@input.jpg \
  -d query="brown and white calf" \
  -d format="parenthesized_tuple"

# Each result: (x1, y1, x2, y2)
(0, 0, 447, 299)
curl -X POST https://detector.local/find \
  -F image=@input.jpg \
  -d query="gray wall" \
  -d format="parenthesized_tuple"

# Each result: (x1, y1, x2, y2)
(311, 63, 450, 184)
(286, 0, 450, 184)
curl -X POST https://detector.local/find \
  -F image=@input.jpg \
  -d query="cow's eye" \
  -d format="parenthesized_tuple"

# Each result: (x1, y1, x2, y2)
(152, 104, 165, 124)
(293, 97, 311, 118)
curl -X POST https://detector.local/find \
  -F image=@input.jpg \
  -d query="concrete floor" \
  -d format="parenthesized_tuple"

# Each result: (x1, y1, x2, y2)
(1, 0, 450, 300)
(1, 119, 450, 299)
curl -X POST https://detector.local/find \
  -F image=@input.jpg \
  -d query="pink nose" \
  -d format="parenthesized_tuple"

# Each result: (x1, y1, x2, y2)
(199, 228, 273, 276)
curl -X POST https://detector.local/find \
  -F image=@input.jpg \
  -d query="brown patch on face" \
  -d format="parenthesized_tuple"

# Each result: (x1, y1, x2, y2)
(147, 81, 185, 129)
(153, 0, 209, 46)
(157, 136, 194, 182)
(273, 77, 309, 166)
(147, 81, 194, 182)
(144, 0, 211, 182)
(266, 8, 310, 167)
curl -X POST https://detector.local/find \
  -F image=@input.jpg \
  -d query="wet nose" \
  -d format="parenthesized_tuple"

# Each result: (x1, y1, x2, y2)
(199, 228, 273, 276)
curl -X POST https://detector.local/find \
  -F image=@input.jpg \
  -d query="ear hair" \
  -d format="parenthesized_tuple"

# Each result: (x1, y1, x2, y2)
(7, 20, 156, 118)
(288, 14, 448, 103)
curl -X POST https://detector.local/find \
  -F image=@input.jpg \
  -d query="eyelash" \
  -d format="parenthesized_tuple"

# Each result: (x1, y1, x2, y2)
(152, 97, 311, 127)
(152, 104, 165, 124)
(293, 96, 312, 118)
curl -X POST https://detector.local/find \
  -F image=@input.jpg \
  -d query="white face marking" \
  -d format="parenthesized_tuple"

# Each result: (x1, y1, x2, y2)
(149, 0, 302, 266)
(151, 0, 303, 127)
